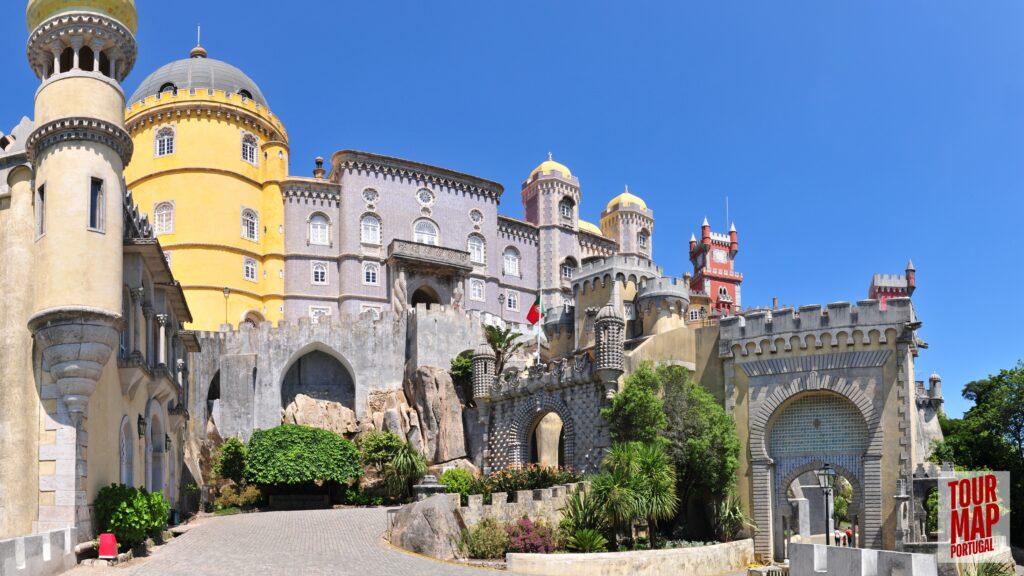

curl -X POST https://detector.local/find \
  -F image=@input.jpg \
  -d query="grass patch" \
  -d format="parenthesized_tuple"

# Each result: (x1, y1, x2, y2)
(214, 506, 241, 516)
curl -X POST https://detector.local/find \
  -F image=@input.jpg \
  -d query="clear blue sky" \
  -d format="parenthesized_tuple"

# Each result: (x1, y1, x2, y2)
(4, 1, 1023, 417)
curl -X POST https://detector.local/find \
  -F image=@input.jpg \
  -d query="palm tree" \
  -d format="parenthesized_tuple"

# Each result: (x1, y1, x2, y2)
(591, 442, 678, 547)
(484, 325, 525, 378)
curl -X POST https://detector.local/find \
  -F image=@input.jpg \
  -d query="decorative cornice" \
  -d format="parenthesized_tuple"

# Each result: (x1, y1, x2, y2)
(27, 116, 133, 166)
(387, 239, 473, 271)
(27, 12, 137, 81)
(125, 101, 284, 142)
(497, 216, 539, 242)
(330, 150, 504, 202)
(282, 178, 341, 201)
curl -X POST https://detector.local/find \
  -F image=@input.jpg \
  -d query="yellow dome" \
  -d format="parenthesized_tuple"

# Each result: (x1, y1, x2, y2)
(530, 154, 572, 179)
(606, 188, 647, 212)
(27, 0, 137, 33)
(578, 220, 603, 236)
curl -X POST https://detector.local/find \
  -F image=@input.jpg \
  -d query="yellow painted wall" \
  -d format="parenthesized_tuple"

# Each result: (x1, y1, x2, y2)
(124, 90, 289, 330)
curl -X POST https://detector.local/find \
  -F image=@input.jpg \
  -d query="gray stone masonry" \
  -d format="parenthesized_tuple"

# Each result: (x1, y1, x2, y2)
(459, 481, 590, 527)
(0, 527, 75, 576)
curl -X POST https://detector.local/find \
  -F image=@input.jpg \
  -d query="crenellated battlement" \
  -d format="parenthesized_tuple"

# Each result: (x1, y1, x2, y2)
(573, 255, 662, 294)
(719, 297, 918, 358)
(636, 276, 689, 301)
(125, 88, 288, 141)
(459, 481, 590, 527)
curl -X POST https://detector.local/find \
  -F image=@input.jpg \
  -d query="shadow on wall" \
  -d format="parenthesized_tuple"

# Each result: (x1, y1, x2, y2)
(281, 350, 355, 409)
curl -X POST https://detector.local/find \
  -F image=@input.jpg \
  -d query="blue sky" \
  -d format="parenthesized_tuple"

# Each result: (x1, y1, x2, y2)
(4, 1, 1023, 417)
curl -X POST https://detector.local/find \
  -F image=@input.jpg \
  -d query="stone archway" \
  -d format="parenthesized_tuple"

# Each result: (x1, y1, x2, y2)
(281, 348, 355, 411)
(509, 394, 576, 470)
(411, 286, 440, 308)
(529, 412, 565, 468)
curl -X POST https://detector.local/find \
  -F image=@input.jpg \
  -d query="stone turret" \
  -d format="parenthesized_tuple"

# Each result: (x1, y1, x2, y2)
(594, 286, 625, 393)
(635, 276, 690, 336)
(472, 342, 496, 402)
(928, 372, 943, 404)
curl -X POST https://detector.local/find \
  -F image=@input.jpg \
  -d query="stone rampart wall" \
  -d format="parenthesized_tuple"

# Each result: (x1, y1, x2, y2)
(0, 528, 75, 576)
(459, 482, 588, 527)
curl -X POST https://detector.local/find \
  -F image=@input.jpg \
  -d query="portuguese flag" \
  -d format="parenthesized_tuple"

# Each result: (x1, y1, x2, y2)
(527, 294, 545, 325)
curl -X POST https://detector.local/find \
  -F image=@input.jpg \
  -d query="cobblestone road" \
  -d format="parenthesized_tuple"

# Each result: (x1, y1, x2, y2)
(69, 508, 516, 576)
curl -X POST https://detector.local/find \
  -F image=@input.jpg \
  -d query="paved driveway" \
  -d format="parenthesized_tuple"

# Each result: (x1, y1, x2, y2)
(69, 508, 513, 576)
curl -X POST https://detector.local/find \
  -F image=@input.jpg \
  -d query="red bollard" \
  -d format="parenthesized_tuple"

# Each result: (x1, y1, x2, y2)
(98, 533, 118, 559)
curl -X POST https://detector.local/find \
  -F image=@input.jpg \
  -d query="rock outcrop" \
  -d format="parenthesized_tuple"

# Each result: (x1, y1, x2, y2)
(404, 366, 466, 464)
(388, 494, 466, 561)
(282, 394, 358, 437)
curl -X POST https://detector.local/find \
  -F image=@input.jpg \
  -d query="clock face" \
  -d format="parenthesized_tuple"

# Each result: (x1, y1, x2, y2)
(713, 249, 728, 264)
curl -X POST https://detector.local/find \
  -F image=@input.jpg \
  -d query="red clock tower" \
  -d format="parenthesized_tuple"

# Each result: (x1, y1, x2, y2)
(689, 218, 743, 312)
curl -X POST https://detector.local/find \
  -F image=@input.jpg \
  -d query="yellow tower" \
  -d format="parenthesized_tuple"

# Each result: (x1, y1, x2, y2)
(24, 0, 138, 538)
(124, 45, 289, 330)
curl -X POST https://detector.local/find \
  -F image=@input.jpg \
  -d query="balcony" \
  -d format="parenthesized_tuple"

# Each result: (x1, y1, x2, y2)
(387, 239, 472, 272)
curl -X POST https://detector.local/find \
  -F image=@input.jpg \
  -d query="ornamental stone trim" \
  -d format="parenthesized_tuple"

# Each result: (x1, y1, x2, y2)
(126, 102, 285, 142)
(27, 116, 133, 166)
(508, 393, 576, 469)
(738, 350, 892, 377)
(387, 239, 472, 271)
(28, 12, 137, 81)
(331, 150, 504, 202)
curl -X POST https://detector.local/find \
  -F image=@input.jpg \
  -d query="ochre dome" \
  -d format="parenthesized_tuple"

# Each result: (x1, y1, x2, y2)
(530, 155, 572, 179)
(27, 0, 137, 33)
(606, 189, 647, 212)
(578, 220, 603, 236)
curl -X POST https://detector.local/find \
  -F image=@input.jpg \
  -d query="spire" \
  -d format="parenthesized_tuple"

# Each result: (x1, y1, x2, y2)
(689, 233, 696, 242)
(906, 259, 915, 271)
(548, 151, 553, 161)
(730, 222, 737, 232)
(190, 24, 207, 59)
(702, 216, 709, 227)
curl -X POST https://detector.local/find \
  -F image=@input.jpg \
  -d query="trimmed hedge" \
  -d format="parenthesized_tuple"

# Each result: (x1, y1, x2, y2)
(244, 424, 362, 487)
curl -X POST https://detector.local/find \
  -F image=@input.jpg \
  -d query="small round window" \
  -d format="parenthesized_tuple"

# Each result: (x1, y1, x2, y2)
(363, 188, 379, 203)
(417, 189, 434, 205)
(470, 210, 484, 224)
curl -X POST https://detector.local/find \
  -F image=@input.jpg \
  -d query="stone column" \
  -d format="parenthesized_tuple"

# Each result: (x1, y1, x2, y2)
(30, 309, 119, 541)
(48, 42, 62, 76)
(156, 314, 168, 367)
(142, 306, 153, 364)
(128, 288, 142, 355)
(751, 458, 774, 562)
(69, 37, 83, 70)
(862, 454, 884, 549)
(89, 39, 104, 71)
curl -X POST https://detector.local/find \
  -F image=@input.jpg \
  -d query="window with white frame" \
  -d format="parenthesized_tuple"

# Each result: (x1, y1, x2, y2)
(241, 208, 259, 241)
(309, 306, 331, 324)
(561, 257, 577, 280)
(718, 286, 729, 298)
(559, 197, 574, 219)
(311, 262, 328, 285)
(360, 214, 381, 244)
(506, 290, 519, 311)
(638, 230, 649, 249)
(243, 257, 257, 281)
(154, 202, 174, 235)
(241, 133, 258, 165)
(689, 309, 699, 322)
(155, 126, 175, 157)
(503, 247, 521, 276)
(413, 219, 439, 245)
(470, 279, 485, 302)
(468, 234, 486, 264)
(309, 213, 329, 245)
(363, 263, 379, 286)
(89, 178, 105, 232)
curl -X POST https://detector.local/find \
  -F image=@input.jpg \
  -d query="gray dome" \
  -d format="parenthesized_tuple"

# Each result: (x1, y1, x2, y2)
(129, 50, 268, 107)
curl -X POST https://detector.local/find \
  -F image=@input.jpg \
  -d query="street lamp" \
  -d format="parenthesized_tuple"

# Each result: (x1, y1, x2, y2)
(816, 463, 837, 546)
(222, 287, 230, 326)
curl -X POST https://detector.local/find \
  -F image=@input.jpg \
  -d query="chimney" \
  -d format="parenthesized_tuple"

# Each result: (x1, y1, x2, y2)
(313, 156, 326, 179)
(772, 296, 778, 309)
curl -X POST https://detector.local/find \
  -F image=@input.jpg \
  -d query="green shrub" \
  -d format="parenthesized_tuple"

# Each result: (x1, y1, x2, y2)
(462, 518, 509, 559)
(216, 484, 263, 509)
(215, 485, 239, 510)
(359, 431, 405, 472)
(343, 487, 385, 507)
(383, 442, 427, 499)
(506, 517, 556, 553)
(440, 468, 475, 505)
(214, 437, 247, 485)
(566, 528, 608, 553)
(559, 487, 608, 537)
(94, 484, 170, 549)
(244, 424, 362, 487)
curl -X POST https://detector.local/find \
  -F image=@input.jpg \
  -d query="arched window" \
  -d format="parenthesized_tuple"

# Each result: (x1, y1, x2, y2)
(238, 89, 253, 101)
(638, 229, 650, 249)
(309, 213, 329, 245)
(119, 417, 134, 486)
(413, 219, 439, 245)
(561, 257, 577, 280)
(311, 262, 328, 285)
(153, 202, 174, 235)
(559, 197, 575, 219)
(363, 263, 379, 286)
(468, 234, 486, 264)
(241, 133, 258, 165)
(243, 257, 257, 281)
(159, 82, 178, 96)
(718, 286, 730, 299)
(470, 279, 485, 302)
(503, 247, 521, 277)
(241, 208, 259, 241)
(360, 214, 381, 245)
(155, 127, 175, 157)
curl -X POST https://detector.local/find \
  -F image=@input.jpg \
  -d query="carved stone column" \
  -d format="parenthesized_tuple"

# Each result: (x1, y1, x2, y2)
(156, 314, 168, 367)
(142, 306, 153, 364)
(128, 288, 143, 355)
(29, 309, 119, 540)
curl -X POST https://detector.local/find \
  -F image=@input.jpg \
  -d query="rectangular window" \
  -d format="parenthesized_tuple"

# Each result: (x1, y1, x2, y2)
(311, 262, 328, 285)
(689, 310, 699, 322)
(506, 290, 519, 311)
(89, 178, 105, 231)
(243, 258, 257, 282)
(470, 279, 485, 302)
(36, 185, 45, 236)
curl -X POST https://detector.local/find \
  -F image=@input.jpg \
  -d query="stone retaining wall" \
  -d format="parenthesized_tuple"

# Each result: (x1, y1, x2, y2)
(0, 528, 76, 576)
(460, 482, 588, 527)
(506, 538, 755, 576)
(789, 543, 938, 576)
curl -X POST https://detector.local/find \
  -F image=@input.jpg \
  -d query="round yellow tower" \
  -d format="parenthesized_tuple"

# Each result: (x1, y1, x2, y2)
(24, 0, 137, 539)
(124, 46, 289, 330)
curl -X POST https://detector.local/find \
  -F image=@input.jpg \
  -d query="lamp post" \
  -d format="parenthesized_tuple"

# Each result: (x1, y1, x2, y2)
(816, 463, 837, 546)
(222, 287, 230, 326)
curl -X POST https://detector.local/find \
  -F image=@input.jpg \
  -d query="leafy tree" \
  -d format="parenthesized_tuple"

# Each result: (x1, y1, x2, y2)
(601, 362, 666, 443)
(214, 437, 247, 486)
(484, 325, 524, 378)
(359, 430, 405, 472)
(244, 424, 362, 487)
(591, 441, 678, 546)
(660, 365, 740, 506)
(450, 351, 474, 405)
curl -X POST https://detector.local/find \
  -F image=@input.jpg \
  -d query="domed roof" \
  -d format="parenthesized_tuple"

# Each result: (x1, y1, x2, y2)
(606, 186, 647, 212)
(578, 220, 603, 236)
(129, 48, 269, 107)
(27, 0, 137, 33)
(530, 153, 572, 179)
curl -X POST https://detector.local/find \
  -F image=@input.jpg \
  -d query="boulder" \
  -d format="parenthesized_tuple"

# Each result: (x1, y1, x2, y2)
(389, 494, 466, 561)
(428, 458, 480, 479)
(282, 394, 358, 437)
(404, 366, 466, 464)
